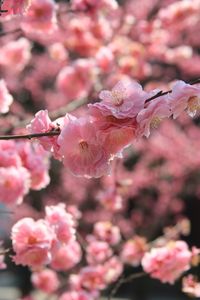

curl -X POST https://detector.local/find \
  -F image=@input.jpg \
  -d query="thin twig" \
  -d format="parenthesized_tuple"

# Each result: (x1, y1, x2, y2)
(108, 272, 146, 300)
(0, 130, 60, 140)
(145, 78, 200, 103)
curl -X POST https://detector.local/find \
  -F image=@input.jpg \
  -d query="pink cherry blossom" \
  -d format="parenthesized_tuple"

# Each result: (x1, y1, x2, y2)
(103, 256, 123, 284)
(27, 110, 66, 159)
(11, 218, 54, 269)
(95, 47, 114, 72)
(120, 236, 148, 266)
(45, 203, 76, 244)
(182, 275, 200, 298)
(48, 43, 68, 62)
(168, 81, 200, 118)
(17, 141, 50, 190)
(21, 0, 57, 34)
(58, 117, 111, 178)
(51, 241, 81, 271)
(27, 110, 56, 151)
(88, 79, 147, 119)
(31, 269, 60, 294)
(56, 59, 94, 102)
(0, 141, 21, 168)
(90, 109, 136, 156)
(79, 265, 106, 290)
(136, 96, 171, 138)
(142, 241, 192, 284)
(0, 166, 30, 206)
(0, 80, 13, 114)
(86, 241, 113, 265)
(93, 221, 121, 245)
(0, 38, 31, 72)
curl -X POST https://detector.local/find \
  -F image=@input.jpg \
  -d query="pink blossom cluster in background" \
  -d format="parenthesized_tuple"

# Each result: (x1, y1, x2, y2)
(0, 140, 50, 206)
(0, 0, 200, 299)
(12, 203, 78, 269)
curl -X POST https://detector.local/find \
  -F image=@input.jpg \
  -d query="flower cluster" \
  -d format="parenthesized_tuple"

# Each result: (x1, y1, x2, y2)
(0, 140, 50, 206)
(1, 0, 200, 299)
(11, 203, 78, 269)
(141, 241, 192, 284)
(27, 79, 200, 178)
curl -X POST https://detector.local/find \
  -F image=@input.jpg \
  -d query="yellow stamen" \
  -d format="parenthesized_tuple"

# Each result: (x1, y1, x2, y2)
(188, 96, 200, 114)
(150, 116, 161, 129)
(111, 90, 124, 106)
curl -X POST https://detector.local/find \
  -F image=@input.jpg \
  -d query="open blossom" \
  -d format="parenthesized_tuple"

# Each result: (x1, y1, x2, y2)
(0, 166, 30, 206)
(58, 117, 111, 178)
(51, 241, 82, 271)
(45, 203, 76, 244)
(21, 0, 57, 34)
(79, 266, 106, 290)
(159, 0, 200, 26)
(17, 141, 50, 190)
(88, 79, 147, 119)
(103, 256, 123, 284)
(168, 81, 200, 118)
(86, 241, 113, 265)
(11, 218, 54, 269)
(31, 269, 59, 294)
(48, 43, 68, 62)
(0, 38, 31, 72)
(0, 80, 13, 114)
(27, 110, 57, 152)
(90, 109, 136, 156)
(0, 141, 22, 168)
(27, 110, 68, 159)
(56, 59, 94, 102)
(142, 241, 192, 284)
(95, 47, 114, 72)
(120, 236, 148, 266)
(182, 275, 200, 297)
(136, 96, 171, 138)
(93, 221, 121, 245)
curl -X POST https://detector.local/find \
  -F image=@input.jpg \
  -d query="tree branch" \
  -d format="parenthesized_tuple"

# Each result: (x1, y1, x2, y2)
(0, 130, 60, 140)
(145, 78, 200, 104)
(108, 272, 146, 300)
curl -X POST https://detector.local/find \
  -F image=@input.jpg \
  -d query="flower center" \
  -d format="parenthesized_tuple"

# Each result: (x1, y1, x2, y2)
(28, 236, 37, 245)
(79, 140, 89, 151)
(111, 90, 124, 106)
(150, 116, 161, 129)
(188, 96, 200, 113)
